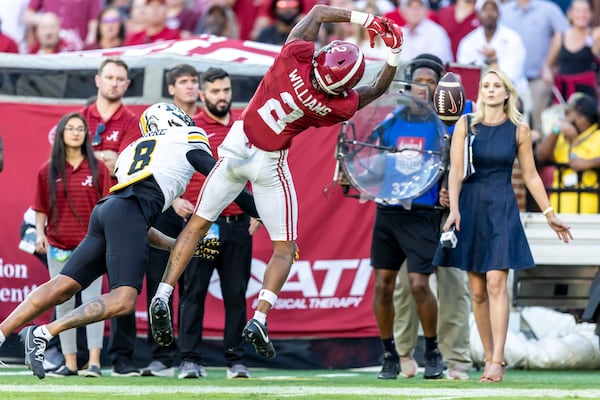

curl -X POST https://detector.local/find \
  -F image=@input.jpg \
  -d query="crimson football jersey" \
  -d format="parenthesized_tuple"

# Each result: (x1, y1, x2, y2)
(241, 40, 360, 151)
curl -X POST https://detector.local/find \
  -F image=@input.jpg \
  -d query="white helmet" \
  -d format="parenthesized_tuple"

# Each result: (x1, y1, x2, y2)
(139, 102, 195, 136)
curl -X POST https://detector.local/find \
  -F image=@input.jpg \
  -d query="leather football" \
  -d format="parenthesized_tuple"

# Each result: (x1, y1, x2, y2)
(433, 72, 466, 126)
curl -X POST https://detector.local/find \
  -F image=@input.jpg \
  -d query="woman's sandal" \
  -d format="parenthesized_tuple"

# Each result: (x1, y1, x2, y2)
(478, 359, 492, 382)
(481, 360, 506, 383)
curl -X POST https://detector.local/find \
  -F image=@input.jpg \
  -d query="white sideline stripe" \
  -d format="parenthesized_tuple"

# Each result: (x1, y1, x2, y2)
(0, 385, 599, 398)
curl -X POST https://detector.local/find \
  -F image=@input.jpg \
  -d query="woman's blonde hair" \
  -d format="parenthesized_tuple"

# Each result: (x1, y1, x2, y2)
(470, 68, 523, 133)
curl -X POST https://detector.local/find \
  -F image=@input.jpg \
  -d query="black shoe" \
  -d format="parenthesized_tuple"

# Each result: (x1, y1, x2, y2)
(377, 353, 400, 379)
(78, 365, 102, 378)
(19, 326, 48, 379)
(149, 297, 173, 346)
(242, 319, 276, 359)
(424, 348, 444, 379)
(112, 361, 140, 377)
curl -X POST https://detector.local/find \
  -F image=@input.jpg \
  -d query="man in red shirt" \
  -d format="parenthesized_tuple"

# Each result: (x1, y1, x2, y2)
(81, 58, 140, 178)
(150, 4, 403, 359)
(125, 0, 181, 46)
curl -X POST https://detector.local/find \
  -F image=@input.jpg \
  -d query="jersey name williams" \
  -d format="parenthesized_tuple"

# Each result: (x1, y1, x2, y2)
(289, 69, 332, 117)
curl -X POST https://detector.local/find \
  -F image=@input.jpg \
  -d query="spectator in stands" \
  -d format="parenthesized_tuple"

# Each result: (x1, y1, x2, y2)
(194, 4, 238, 38)
(165, 0, 199, 38)
(0, 19, 19, 53)
(256, 0, 304, 45)
(80, 57, 141, 377)
(500, 0, 569, 133)
(542, 0, 600, 101)
(124, 0, 181, 46)
(355, 0, 396, 14)
(396, 0, 453, 63)
(249, 0, 315, 41)
(107, 0, 132, 18)
(175, 66, 253, 380)
(347, 2, 388, 60)
(457, 0, 530, 122)
(125, 0, 147, 36)
(192, 0, 260, 40)
(435, 68, 572, 383)
(32, 112, 111, 378)
(23, 0, 102, 47)
(28, 12, 79, 53)
(83, 6, 126, 50)
(436, 0, 479, 60)
(535, 92, 600, 213)
(384, 0, 438, 27)
(0, 1, 28, 52)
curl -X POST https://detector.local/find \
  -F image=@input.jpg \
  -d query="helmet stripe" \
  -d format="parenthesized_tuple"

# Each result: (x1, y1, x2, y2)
(140, 111, 148, 135)
(314, 69, 338, 95)
(329, 49, 364, 92)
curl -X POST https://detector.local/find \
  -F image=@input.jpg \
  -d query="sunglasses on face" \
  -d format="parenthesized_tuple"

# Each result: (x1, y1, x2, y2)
(92, 123, 105, 146)
(101, 16, 121, 24)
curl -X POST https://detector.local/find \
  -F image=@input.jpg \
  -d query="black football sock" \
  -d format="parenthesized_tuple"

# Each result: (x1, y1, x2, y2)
(424, 336, 438, 354)
(381, 337, 399, 360)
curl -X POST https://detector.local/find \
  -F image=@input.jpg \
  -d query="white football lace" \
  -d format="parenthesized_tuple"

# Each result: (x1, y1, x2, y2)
(437, 91, 446, 114)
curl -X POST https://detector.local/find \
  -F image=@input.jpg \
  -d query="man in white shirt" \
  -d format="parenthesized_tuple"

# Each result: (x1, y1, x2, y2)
(457, 0, 530, 116)
(399, 0, 453, 63)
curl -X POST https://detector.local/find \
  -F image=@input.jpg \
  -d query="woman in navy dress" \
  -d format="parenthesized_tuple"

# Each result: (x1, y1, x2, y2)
(436, 68, 572, 382)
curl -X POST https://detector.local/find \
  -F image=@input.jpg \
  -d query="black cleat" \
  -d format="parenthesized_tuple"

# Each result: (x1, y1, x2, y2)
(424, 348, 444, 379)
(19, 326, 48, 379)
(149, 297, 173, 346)
(242, 319, 276, 359)
(377, 353, 400, 379)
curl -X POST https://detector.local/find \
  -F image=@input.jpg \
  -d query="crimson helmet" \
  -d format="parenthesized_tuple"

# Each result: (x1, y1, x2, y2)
(313, 41, 365, 95)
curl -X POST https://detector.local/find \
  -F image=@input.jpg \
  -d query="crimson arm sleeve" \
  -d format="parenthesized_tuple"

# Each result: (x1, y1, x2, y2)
(186, 150, 260, 219)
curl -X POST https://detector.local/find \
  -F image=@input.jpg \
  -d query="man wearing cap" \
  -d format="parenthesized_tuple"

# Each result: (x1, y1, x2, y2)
(536, 92, 600, 213)
(457, 0, 530, 118)
(392, 0, 453, 63)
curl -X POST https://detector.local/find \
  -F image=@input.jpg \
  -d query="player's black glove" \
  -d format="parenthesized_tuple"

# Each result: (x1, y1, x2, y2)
(193, 237, 219, 260)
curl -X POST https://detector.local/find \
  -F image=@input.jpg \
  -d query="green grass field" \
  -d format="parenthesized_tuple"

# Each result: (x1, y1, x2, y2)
(0, 366, 598, 399)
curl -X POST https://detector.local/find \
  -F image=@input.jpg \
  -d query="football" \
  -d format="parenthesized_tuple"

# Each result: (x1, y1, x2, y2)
(433, 72, 466, 126)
